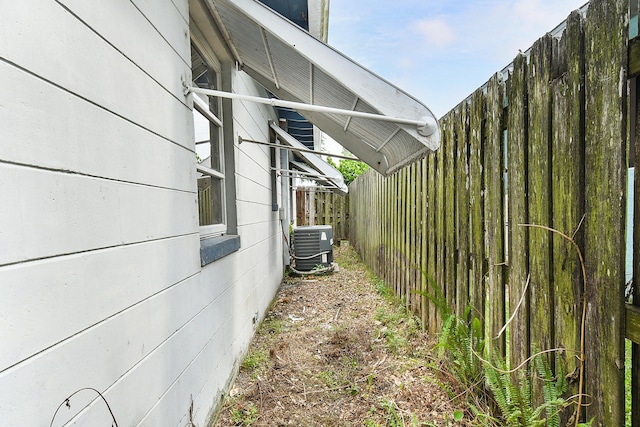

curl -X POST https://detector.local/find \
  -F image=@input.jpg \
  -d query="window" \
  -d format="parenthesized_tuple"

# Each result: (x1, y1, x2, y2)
(192, 45, 226, 237)
(190, 40, 240, 265)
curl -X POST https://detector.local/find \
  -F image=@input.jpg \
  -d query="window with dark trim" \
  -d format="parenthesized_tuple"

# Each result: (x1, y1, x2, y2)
(191, 41, 241, 265)
(192, 45, 226, 237)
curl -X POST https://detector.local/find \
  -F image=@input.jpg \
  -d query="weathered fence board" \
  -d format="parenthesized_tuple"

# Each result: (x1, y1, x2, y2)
(402, 170, 408, 301)
(411, 163, 420, 313)
(485, 73, 506, 358)
(507, 52, 530, 371)
(583, 0, 628, 423)
(421, 155, 429, 328)
(444, 114, 457, 313)
(393, 172, 398, 291)
(527, 34, 554, 370)
(436, 125, 446, 327)
(383, 174, 389, 288)
(550, 10, 585, 410)
(469, 89, 486, 331)
(427, 151, 438, 332)
(456, 103, 470, 318)
(296, 189, 350, 240)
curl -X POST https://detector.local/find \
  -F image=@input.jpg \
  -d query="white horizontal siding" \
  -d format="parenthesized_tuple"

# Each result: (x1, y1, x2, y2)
(0, 0, 192, 146)
(3, 231, 282, 426)
(235, 146, 273, 189)
(232, 71, 277, 143)
(236, 142, 272, 175)
(235, 174, 274, 206)
(167, 0, 190, 28)
(236, 199, 282, 227)
(134, 93, 285, 426)
(137, 319, 232, 426)
(0, 234, 200, 370)
(0, 61, 195, 191)
(0, 163, 198, 265)
(0, 270, 214, 426)
(66, 278, 238, 427)
(59, 0, 191, 91)
(237, 220, 280, 251)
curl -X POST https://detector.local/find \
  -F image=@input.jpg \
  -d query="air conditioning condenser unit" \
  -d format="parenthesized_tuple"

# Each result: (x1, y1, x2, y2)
(293, 225, 333, 272)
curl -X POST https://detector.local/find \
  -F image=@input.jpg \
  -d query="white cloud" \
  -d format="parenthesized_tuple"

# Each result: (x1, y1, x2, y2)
(413, 18, 457, 48)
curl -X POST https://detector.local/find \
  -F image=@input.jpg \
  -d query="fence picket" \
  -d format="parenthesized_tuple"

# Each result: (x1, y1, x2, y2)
(443, 113, 457, 314)
(469, 89, 487, 332)
(507, 53, 530, 371)
(456, 103, 470, 318)
(428, 152, 438, 331)
(420, 157, 428, 328)
(584, 0, 628, 423)
(436, 118, 446, 329)
(550, 11, 585, 413)
(485, 73, 507, 358)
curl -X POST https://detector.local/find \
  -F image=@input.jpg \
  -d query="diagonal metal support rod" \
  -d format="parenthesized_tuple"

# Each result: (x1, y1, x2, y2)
(188, 87, 438, 136)
(238, 136, 359, 161)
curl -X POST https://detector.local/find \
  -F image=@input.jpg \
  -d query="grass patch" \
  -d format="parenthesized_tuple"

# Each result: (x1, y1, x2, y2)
(240, 348, 268, 377)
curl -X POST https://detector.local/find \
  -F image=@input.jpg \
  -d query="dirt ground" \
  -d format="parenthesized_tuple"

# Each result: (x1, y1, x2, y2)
(214, 243, 461, 426)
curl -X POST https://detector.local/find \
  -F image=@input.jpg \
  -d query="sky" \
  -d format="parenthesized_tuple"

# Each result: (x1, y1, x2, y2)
(327, 0, 589, 119)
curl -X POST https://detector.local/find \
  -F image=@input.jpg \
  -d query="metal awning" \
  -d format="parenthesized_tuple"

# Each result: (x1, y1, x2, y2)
(270, 122, 348, 195)
(205, 0, 440, 176)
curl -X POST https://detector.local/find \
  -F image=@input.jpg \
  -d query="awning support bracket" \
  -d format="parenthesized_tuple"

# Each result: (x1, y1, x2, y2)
(343, 97, 359, 132)
(260, 28, 280, 89)
(375, 128, 401, 153)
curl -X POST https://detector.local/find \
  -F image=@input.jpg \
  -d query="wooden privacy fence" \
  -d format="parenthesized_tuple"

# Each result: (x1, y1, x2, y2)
(296, 188, 349, 241)
(349, 0, 639, 425)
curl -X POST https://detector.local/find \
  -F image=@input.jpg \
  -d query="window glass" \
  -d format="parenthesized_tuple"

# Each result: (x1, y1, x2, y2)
(192, 45, 225, 234)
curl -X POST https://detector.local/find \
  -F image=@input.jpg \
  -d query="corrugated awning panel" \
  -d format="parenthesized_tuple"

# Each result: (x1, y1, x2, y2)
(208, 0, 440, 176)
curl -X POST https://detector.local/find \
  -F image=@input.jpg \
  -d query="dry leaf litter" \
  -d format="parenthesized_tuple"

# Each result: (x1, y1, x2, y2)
(214, 243, 461, 426)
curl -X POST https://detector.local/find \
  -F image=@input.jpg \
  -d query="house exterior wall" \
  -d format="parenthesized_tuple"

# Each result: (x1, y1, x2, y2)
(0, 1, 283, 425)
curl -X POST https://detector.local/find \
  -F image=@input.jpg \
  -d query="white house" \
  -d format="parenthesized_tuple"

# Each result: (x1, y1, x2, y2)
(0, 0, 439, 425)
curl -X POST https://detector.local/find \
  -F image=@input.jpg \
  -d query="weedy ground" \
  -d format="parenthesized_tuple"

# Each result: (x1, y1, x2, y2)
(214, 243, 461, 426)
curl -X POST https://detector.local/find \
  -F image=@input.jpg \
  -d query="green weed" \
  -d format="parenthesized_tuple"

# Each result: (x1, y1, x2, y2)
(379, 397, 404, 427)
(240, 348, 268, 377)
(230, 402, 258, 426)
(316, 369, 340, 389)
